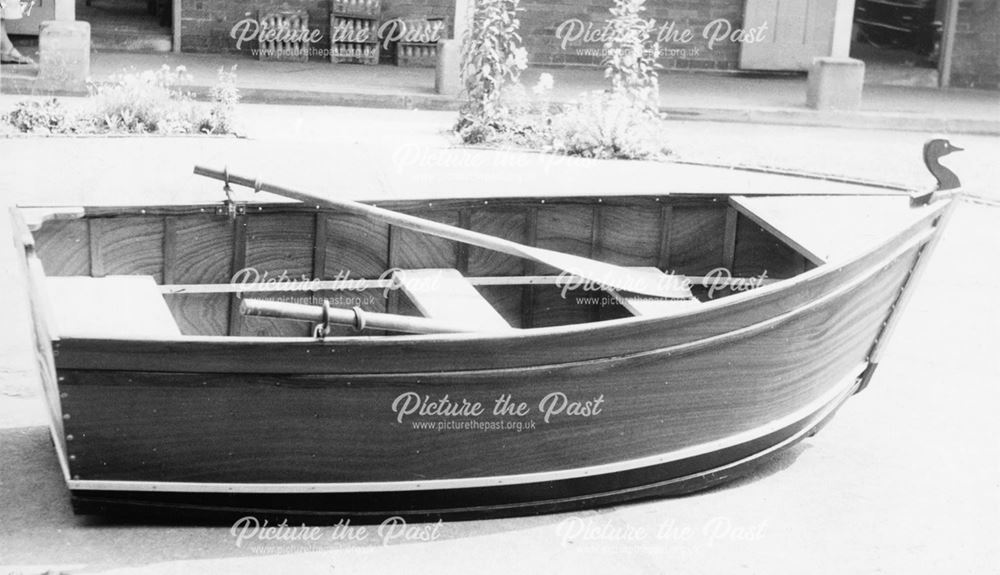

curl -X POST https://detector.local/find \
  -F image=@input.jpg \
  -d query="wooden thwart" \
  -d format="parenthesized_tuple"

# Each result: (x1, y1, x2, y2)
(395, 269, 512, 331)
(46, 276, 181, 339)
(605, 267, 701, 317)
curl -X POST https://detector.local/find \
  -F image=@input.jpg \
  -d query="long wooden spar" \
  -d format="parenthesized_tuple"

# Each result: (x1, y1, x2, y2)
(193, 166, 690, 299)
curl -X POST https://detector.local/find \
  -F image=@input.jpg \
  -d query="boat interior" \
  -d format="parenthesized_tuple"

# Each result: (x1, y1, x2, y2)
(15, 191, 925, 339)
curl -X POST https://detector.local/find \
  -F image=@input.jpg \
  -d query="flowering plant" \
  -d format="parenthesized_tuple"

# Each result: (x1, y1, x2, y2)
(603, 0, 661, 111)
(456, 0, 528, 140)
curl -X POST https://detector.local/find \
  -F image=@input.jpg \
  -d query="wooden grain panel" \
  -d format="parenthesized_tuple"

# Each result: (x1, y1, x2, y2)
(312, 214, 328, 281)
(657, 205, 674, 271)
(669, 206, 727, 275)
(392, 210, 460, 270)
(531, 285, 596, 328)
(165, 294, 230, 336)
(534, 205, 593, 275)
(598, 206, 661, 267)
(733, 215, 809, 279)
(171, 216, 234, 283)
(228, 215, 248, 337)
(324, 213, 390, 280)
(467, 208, 528, 277)
(245, 213, 315, 279)
(456, 209, 471, 274)
(239, 213, 315, 337)
(522, 207, 538, 329)
(89, 217, 164, 282)
(162, 217, 178, 285)
(32, 219, 90, 276)
(722, 207, 738, 271)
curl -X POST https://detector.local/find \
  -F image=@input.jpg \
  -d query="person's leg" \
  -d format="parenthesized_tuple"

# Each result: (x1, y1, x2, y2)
(1, 19, 34, 64)
(0, 20, 12, 53)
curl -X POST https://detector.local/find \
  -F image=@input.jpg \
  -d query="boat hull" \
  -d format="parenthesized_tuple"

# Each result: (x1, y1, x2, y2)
(51, 205, 940, 522)
(7, 186, 952, 522)
(69, 376, 855, 522)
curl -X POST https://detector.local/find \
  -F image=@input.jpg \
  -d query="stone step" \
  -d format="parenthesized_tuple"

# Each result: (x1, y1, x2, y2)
(91, 31, 172, 53)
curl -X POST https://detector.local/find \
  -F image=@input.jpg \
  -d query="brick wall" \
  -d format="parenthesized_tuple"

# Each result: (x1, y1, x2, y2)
(180, 0, 745, 71)
(180, 0, 332, 55)
(180, 0, 453, 57)
(949, 0, 999, 89)
(521, 0, 744, 70)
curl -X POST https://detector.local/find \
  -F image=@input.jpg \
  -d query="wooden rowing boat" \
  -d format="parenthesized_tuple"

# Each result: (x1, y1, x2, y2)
(10, 140, 962, 522)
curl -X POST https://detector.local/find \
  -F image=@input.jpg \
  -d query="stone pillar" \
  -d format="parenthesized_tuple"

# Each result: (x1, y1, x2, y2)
(435, 39, 462, 96)
(830, 0, 858, 58)
(436, 0, 471, 96)
(806, 57, 865, 111)
(37, 20, 90, 92)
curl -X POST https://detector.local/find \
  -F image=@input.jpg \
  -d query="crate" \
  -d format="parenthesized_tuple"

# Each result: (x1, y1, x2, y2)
(257, 9, 311, 62)
(330, 0, 381, 19)
(394, 19, 445, 67)
(395, 43, 438, 67)
(330, 42, 380, 65)
(330, 14, 380, 65)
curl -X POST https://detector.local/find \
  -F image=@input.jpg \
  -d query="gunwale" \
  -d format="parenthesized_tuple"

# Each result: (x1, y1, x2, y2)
(47, 197, 950, 374)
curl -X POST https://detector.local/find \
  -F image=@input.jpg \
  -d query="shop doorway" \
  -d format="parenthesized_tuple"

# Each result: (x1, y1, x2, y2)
(77, 0, 172, 52)
(850, 0, 945, 87)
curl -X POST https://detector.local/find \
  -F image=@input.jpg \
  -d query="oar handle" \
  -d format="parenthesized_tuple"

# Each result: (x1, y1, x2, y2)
(240, 298, 480, 335)
(193, 166, 531, 259)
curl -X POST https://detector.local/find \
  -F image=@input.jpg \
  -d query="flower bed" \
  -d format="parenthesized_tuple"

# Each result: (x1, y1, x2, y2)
(1, 66, 240, 136)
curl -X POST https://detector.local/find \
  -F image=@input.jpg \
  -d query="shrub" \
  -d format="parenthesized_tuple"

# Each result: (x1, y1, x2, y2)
(90, 65, 198, 134)
(551, 91, 670, 160)
(603, 0, 661, 111)
(3, 99, 72, 134)
(198, 66, 241, 135)
(451, 1, 668, 161)
(2, 65, 241, 136)
(456, 0, 528, 141)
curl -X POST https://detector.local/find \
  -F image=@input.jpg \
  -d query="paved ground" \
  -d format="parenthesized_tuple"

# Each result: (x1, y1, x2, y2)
(3, 50, 999, 133)
(0, 104, 998, 573)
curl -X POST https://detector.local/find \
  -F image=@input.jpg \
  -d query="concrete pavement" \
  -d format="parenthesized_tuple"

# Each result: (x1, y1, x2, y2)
(3, 50, 999, 134)
(0, 106, 998, 573)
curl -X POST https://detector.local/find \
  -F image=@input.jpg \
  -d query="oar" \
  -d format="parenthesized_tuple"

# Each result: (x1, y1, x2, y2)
(241, 298, 482, 335)
(193, 166, 689, 299)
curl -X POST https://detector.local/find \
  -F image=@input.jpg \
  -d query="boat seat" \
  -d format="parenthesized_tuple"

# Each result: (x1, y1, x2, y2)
(394, 269, 512, 331)
(607, 267, 701, 317)
(45, 275, 182, 339)
(729, 195, 931, 265)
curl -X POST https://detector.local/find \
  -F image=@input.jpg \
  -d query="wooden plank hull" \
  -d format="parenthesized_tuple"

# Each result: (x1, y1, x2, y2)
(50, 203, 944, 522)
(12, 189, 953, 523)
(69, 382, 853, 522)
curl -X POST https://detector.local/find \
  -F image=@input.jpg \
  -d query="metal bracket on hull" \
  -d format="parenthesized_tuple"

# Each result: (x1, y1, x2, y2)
(215, 167, 247, 220)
